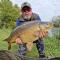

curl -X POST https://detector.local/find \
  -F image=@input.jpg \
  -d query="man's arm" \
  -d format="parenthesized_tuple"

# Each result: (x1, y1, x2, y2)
(36, 14, 41, 21)
(16, 19, 24, 27)
(32, 13, 41, 21)
(16, 20, 20, 26)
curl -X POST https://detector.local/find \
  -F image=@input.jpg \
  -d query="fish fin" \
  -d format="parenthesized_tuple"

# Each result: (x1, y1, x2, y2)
(3, 38, 9, 41)
(26, 42, 33, 51)
(8, 43, 11, 50)
(3, 38, 11, 50)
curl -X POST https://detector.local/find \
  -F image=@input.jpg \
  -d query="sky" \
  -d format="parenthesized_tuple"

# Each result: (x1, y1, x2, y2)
(10, 0, 60, 22)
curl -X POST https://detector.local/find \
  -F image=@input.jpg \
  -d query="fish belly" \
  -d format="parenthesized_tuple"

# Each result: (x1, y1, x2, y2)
(20, 26, 39, 43)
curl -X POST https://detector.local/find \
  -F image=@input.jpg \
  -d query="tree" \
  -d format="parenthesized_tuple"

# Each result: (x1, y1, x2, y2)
(52, 16, 60, 40)
(52, 16, 60, 27)
(0, 0, 20, 29)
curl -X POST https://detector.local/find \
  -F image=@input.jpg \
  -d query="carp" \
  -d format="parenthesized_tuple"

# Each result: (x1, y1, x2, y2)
(4, 20, 54, 51)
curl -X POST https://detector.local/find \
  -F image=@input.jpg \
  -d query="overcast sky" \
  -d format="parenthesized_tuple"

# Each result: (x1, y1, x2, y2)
(10, 0, 60, 22)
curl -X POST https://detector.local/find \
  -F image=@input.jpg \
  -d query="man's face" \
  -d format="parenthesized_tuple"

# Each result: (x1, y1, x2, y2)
(21, 6, 32, 20)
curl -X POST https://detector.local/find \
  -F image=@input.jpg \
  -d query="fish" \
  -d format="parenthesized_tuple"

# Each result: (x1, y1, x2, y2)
(3, 20, 54, 51)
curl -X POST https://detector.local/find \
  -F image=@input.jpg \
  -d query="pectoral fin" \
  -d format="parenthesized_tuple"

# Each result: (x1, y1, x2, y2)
(26, 42, 33, 51)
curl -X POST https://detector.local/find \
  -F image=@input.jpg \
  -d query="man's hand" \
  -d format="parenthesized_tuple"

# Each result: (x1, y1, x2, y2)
(35, 30, 48, 38)
(16, 38, 23, 44)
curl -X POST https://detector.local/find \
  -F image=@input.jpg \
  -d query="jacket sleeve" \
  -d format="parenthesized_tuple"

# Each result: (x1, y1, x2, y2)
(36, 15, 41, 21)
(33, 13, 41, 22)
(16, 19, 20, 26)
(16, 19, 24, 27)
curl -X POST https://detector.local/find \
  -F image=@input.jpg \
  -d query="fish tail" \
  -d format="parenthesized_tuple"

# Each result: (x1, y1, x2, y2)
(3, 37, 11, 50)
(3, 37, 9, 41)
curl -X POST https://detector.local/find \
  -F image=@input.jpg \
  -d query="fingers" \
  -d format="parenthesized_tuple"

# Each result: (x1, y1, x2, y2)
(16, 38, 23, 44)
(42, 31, 48, 37)
(37, 30, 48, 38)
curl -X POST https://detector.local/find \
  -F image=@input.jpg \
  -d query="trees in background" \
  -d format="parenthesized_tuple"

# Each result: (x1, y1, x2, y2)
(52, 16, 60, 27)
(52, 16, 60, 40)
(0, 0, 20, 29)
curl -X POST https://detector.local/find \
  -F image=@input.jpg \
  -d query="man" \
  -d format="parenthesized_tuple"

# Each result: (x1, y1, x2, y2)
(16, 2, 47, 58)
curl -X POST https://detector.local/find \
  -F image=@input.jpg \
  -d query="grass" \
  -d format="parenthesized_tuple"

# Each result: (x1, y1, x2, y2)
(0, 28, 60, 57)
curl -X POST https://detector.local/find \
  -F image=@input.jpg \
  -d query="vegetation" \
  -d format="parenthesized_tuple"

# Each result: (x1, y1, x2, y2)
(52, 16, 60, 41)
(0, 0, 20, 29)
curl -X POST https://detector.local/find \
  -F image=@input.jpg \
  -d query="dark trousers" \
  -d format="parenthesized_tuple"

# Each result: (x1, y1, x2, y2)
(18, 38, 45, 56)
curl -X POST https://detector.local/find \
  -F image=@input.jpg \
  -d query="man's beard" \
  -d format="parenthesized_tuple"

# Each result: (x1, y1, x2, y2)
(23, 15, 31, 20)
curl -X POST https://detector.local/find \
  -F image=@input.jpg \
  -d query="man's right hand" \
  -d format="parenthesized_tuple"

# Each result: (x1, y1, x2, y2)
(35, 30, 48, 38)
(16, 38, 23, 44)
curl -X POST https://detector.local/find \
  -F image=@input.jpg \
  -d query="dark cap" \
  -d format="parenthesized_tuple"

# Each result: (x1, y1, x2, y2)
(21, 2, 31, 9)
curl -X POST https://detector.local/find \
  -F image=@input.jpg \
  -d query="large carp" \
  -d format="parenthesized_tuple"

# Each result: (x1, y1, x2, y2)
(4, 20, 54, 51)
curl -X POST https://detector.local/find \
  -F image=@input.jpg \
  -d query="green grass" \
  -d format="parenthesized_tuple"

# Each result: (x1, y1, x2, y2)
(0, 28, 60, 57)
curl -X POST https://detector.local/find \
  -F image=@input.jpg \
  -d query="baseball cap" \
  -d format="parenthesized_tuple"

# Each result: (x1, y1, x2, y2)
(21, 2, 31, 9)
